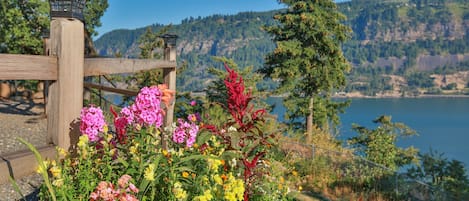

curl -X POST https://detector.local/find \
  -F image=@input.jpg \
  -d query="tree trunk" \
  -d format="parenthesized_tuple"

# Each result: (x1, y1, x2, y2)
(306, 96, 314, 142)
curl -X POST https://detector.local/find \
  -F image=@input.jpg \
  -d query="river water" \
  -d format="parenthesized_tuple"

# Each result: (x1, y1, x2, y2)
(267, 97, 469, 167)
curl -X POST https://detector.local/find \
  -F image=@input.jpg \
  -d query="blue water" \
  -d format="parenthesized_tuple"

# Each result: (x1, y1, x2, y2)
(267, 97, 469, 167)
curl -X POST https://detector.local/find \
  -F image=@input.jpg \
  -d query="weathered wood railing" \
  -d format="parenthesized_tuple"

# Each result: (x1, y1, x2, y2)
(0, 18, 177, 184)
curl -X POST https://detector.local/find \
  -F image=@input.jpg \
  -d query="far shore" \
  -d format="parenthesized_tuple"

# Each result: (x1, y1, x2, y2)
(332, 93, 469, 99)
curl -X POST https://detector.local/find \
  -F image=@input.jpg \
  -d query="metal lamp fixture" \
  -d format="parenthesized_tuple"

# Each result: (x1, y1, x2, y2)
(49, 0, 86, 22)
(160, 34, 178, 47)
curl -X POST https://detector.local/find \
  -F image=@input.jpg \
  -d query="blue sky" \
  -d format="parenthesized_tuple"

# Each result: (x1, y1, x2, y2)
(95, 0, 349, 39)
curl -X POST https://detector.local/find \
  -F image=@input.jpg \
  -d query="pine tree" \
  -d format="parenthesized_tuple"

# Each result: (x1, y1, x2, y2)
(261, 0, 351, 137)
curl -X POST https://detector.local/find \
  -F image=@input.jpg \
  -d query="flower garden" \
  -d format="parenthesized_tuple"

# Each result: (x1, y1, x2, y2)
(19, 64, 298, 201)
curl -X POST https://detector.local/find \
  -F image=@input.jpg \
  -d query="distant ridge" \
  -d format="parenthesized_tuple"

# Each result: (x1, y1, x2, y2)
(95, 0, 469, 94)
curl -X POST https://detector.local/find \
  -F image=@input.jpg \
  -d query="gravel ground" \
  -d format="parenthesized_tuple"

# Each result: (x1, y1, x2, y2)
(0, 99, 47, 200)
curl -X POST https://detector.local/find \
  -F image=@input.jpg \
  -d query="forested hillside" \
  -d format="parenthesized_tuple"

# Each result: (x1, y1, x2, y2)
(94, 0, 469, 94)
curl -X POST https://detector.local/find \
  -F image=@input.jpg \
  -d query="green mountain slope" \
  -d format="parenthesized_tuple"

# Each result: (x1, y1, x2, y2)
(94, 0, 469, 94)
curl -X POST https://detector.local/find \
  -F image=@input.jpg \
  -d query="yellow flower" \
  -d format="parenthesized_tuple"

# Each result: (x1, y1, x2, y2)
(182, 171, 189, 178)
(222, 173, 244, 201)
(173, 182, 187, 200)
(77, 135, 89, 148)
(162, 149, 169, 157)
(106, 133, 113, 142)
(144, 164, 155, 181)
(129, 146, 138, 154)
(56, 147, 67, 158)
(298, 186, 303, 191)
(36, 160, 49, 174)
(208, 158, 222, 172)
(103, 124, 109, 134)
(292, 170, 298, 176)
(49, 164, 61, 178)
(213, 174, 223, 185)
(52, 178, 64, 187)
(194, 189, 213, 201)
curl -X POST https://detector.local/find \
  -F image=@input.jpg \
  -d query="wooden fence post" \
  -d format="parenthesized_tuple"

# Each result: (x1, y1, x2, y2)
(47, 18, 84, 151)
(163, 39, 177, 126)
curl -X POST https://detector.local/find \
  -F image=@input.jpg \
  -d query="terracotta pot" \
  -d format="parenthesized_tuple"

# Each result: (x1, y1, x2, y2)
(37, 81, 44, 91)
(0, 82, 11, 98)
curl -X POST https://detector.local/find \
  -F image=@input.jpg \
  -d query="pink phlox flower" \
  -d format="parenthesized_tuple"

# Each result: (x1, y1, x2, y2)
(190, 100, 197, 106)
(131, 86, 164, 128)
(80, 106, 106, 142)
(172, 117, 199, 147)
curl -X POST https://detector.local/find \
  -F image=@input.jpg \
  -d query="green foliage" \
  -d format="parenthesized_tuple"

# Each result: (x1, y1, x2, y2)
(261, 0, 351, 130)
(348, 115, 419, 172)
(405, 71, 435, 88)
(0, 0, 108, 55)
(124, 26, 171, 91)
(407, 148, 469, 199)
(0, 0, 49, 54)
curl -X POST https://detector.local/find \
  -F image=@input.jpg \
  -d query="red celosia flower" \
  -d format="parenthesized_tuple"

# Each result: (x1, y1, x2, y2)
(224, 63, 252, 127)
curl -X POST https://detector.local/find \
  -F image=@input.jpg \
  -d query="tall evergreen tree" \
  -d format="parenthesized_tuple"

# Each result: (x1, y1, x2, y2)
(260, 0, 351, 136)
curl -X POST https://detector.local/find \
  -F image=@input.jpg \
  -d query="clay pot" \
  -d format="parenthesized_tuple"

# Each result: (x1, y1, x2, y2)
(37, 81, 44, 91)
(0, 82, 11, 98)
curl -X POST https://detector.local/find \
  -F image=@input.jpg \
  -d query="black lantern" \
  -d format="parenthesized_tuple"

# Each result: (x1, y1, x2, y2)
(49, 0, 86, 22)
(160, 34, 178, 47)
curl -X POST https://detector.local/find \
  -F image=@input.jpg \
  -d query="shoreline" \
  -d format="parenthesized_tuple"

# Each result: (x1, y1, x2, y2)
(332, 93, 469, 99)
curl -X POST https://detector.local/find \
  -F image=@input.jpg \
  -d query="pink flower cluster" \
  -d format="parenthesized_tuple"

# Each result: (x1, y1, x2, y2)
(90, 174, 139, 201)
(131, 86, 164, 128)
(111, 86, 169, 143)
(80, 106, 106, 142)
(172, 115, 199, 147)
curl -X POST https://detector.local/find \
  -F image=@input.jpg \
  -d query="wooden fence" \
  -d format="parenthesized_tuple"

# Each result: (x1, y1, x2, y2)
(0, 18, 177, 184)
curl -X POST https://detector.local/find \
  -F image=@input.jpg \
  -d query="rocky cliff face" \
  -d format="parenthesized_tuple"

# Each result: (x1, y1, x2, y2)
(94, 0, 469, 92)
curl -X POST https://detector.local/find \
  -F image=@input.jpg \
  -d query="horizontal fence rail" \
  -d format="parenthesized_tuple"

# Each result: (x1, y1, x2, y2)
(84, 58, 176, 76)
(84, 82, 138, 96)
(0, 54, 58, 80)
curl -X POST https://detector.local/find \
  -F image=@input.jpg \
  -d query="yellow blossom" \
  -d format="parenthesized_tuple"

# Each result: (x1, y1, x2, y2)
(144, 164, 155, 181)
(292, 170, 298, 177)
(213, 174, 223, 185)
(208, 158, 222, 172)
(77, 135, 89, 148)
(49, 164, 61, 178)
(36, 160, 49, 174)
(56, 147, 67, 157)
(52, 178, 64, 187)
(129, 146, 138, 154)
(103, 124, 109, 134)
(173, 182, 187, 200)
(162, 149, 169, 157)
(182, 171, 189, 178)
(106, 133, 113, 142)
(223, 173, 244, 201)
(194, 189, 213, 201)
